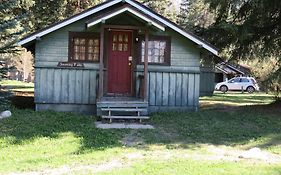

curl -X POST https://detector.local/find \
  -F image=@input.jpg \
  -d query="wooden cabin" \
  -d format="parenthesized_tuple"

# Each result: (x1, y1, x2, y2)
(19, 0, 218, 117)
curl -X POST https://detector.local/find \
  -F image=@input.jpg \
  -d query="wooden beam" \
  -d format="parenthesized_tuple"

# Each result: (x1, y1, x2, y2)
(144, 28, 149, 101)
(103, 25, 144, 31)
(98, 25, 105, 100)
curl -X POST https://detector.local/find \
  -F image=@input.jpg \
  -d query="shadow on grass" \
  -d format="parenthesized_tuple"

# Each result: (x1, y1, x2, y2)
(0, 100, 280, 154)
(0, 109, 126, 152)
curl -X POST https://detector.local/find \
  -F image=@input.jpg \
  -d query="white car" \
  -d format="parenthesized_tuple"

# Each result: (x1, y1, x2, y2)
(215, 77, 259, 93)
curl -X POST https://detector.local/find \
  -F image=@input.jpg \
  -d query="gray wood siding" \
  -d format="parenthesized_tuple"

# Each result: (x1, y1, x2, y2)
(35, 68, 98, 104)
(158, 29, 200, 67)
(147, 71, 200, 107)
(200, 67, 215, 96)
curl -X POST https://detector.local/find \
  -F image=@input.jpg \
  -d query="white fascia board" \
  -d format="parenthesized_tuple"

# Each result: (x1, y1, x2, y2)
(125, 0, 218, 56)
(215, 66, 229, 74)
(18, 0, 122, 46)
(227, 64, 244, 74)
(87, 7, 165, 31)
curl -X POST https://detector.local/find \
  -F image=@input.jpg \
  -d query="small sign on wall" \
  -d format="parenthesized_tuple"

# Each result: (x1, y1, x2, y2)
(57, 62, 84, 68)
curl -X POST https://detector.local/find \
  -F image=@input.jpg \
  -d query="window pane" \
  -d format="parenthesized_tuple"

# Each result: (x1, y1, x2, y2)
(141, 39, 168, 63)
(94, 39, 99, 46)
(94, 47, 99, 54)
(112, 43, 117, 51)
(74, 38, 79, 45)
(89, 39, 94, 46)
(93, 54, 98, 61)
(80, 39, 85, 45)
(113, 35, 117, 42)
(88, 46, 93, 53)
(118, 43, 122, 51)
(123, 44, 128, 51)
(88, 54, 93, 60)
(124, 35, 128, 42)
(118, 34, 123, 42)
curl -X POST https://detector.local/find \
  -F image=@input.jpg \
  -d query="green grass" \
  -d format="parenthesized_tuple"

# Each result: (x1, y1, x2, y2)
(96, 159, 281, 175)
(0, 93, 280, 174)
(200, 92, 274, 107)
(0, 80, 34, 92)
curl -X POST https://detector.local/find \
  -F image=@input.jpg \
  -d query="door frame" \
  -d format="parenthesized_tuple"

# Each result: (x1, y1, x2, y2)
(106, 29, 134, 96)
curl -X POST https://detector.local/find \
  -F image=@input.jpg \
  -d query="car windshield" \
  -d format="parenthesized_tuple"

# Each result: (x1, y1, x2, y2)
(250, 78, 257, 84)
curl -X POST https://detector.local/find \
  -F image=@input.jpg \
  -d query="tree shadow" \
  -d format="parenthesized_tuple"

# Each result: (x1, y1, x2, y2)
(0, 109, 125, 152)
(0, 101, 280, 155)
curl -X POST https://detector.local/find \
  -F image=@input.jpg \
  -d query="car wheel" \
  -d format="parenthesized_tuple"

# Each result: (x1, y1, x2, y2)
(246, 86, 255, 93)
(220, 85, 228, 93)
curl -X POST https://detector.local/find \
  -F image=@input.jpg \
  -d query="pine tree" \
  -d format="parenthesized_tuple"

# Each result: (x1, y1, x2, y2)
(0, 0, 29, 54)
(0, 0, 30, 81)
(177, 0, 190, 28)
(139, 0, 176, 21)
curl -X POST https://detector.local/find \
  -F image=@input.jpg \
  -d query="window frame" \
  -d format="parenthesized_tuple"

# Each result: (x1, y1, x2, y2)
(68, 32, 100, 63)
(138, 35, 171, 66)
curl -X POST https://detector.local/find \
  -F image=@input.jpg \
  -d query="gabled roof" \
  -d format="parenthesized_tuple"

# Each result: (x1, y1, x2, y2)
(86, 5, 165, 31)
(215, 62, 245, 75)
(18, 0, 218, 55)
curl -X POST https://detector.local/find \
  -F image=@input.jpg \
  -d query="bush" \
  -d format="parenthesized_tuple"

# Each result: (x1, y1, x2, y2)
(0, 88, 12, 111)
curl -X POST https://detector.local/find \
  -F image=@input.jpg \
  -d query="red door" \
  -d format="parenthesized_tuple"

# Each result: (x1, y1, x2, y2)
(108, 31, 132, 95)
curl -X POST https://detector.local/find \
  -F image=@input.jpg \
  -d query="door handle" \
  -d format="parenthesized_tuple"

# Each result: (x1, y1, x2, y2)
(128, 56, 132, 66)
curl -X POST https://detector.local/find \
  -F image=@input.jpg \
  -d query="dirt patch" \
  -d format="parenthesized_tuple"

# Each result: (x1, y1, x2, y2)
(122, 130, 145, 147)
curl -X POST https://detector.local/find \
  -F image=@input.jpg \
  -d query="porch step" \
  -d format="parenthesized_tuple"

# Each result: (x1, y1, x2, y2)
(101, 108, 147, 112)
(97, 102, 148, 108)
(102, 116, 149, 119)
(101, 115, 149, 123)
(96, 97, 149, 124)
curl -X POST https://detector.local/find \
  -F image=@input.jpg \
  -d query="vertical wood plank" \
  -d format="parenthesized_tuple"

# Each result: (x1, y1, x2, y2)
(46, 68, 54, 103)
(35, 68, 41, 102)
(68, 70, 76, 103)
(89, 70, 97, 104)
(175, 73, 182, 106)
(156, 72, 162, 106)
(53, 69, 61, 103)
(181, 73, 188, 106)
(149, 72, 156, 106)
(39, 68, 47, 102)
(194, 73, 200, 107)
(147, 72, 150, 103)
(162, 72, 169, 106)
(82, 70, 90, 104)
(75, 70, 83, 103)
(168, 73, 176, 106)
(188, 74, 194, 106)
(61, 69, 69, 103)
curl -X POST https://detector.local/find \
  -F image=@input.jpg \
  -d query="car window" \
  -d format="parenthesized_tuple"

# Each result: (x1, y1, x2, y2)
(229, 78, 240, 83)
(241, 78, 249, 82)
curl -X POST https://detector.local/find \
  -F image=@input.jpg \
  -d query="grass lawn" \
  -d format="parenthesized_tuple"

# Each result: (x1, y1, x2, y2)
(0, 80, 34, 93)
(0, 92, 281, 174)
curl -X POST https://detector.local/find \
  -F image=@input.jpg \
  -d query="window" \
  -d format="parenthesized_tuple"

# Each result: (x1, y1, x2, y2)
(140, 36, 171, 65)
(229, 78, 240, 83)
(112, 33, 129, 52)
(69, 32, 99, 62)
(241, 78, 249, 82)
